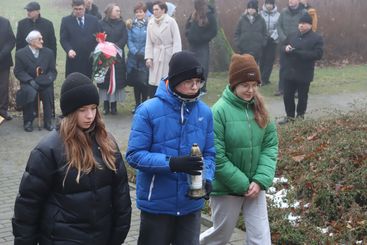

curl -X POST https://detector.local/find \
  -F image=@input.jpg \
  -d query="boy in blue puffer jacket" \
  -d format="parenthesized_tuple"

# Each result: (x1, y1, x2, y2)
(126, 51, 215, 245)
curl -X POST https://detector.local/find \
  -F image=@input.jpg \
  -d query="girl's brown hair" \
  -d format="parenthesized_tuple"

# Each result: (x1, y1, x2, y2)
(252, 92, 269, 128)
(60, 108, 116, 184)
(192, 0, 209, 27)
(103, 3, 121, 21)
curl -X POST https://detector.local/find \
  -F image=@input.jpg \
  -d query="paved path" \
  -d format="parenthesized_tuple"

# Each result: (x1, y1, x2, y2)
(1, 91, 366, 244)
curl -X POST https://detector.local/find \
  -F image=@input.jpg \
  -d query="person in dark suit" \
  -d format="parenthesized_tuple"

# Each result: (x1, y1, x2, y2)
(14, 30, 57, 132)
(60, 0, 101, 78)
(16, 2, 57, 59)
(278, 13, 323, 124)
(0, 16, 15, 121)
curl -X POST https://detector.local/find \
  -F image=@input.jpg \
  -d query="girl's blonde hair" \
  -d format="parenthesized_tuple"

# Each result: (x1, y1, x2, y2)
(60, 109, 116, 185)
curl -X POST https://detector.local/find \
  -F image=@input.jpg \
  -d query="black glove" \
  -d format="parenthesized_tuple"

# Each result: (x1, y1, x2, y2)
(169, 156, 203, 175)
(204, 181, 212, 200)
(29, 80, 40, 91)
(35, 74, 52, 89)
(135, 53, 145, 62)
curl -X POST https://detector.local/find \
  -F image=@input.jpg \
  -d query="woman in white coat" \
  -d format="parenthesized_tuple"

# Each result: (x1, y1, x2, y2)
(145, 1, 182, 97)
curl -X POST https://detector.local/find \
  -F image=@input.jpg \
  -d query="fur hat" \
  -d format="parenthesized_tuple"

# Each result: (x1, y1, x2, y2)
(60, 72, 99, 116)
(168, 51, 205, 90)
(247, 0, 258, 10)
(228, 54, 261, 90)
(299, 12, 313, 25)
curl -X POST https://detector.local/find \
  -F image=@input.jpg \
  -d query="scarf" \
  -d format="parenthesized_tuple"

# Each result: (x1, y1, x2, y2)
(154, 14, 166, 25)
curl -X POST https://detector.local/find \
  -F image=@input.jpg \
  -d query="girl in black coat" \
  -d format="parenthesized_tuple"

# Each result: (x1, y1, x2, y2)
(185, 0, 217, 92)
(99, 3, 128, 115)
(12, 72, 132, 245)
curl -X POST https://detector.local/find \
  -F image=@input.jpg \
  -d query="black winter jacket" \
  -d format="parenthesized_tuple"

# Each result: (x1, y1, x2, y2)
(12, 130, 132, 245)
(234, 13, 267, 59)
(185, 5, 218, 47)
(16, 16, 57, 59)
(283, 29, 323, 83)
(0, 16, 15, 70)
(98, 18, 128, 89)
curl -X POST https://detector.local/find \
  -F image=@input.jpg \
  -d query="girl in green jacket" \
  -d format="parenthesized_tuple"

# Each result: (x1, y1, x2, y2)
(200, 54, 278, 245)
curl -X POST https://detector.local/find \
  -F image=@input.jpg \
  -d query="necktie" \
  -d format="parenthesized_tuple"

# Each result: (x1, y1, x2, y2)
(78, 17, 84, 28)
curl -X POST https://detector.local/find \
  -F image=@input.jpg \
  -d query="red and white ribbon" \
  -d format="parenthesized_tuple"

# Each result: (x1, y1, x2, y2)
(107, 63, 116, 95)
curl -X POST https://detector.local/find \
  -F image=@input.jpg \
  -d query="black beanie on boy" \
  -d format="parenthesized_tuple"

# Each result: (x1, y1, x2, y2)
(168, 51, 205, 91)
(60, 72, 99, 116)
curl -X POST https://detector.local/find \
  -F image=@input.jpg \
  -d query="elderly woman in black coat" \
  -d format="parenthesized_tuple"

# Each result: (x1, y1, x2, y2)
(98, 3, 128, 115)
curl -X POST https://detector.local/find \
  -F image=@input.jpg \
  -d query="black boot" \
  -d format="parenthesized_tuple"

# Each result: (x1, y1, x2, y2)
(103, 101, 110, 115)
(110, 102, 117, 115)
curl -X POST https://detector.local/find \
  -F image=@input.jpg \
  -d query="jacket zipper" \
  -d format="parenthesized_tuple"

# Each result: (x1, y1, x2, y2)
(245, 104, 253, 173)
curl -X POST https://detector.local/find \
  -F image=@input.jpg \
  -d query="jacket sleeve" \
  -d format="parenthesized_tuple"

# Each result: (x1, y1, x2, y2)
(46, 50, 57, 82)
(170, 18, 182, 54)
(213, 106, 250, 194)
(144, 22, 153, 59)
(108, 150, 132, 245)
(47, 22, 57, 59)
(12, 148, 55, 245)
(117, 21, 128, 52)
(277, 12, 287, 43)
(0, 19, 15, 61)
(252, 121, 278, 190)
(293, 34, 323, 61)
(126, 106, 172, 174)
(60, 17, 72, 53)
(14, 51, 34, 83)
(233, 16, 242, 52)
(203, 109, 216, 182)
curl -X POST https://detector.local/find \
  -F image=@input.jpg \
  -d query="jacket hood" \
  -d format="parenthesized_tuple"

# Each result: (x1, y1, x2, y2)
(262, 4, 278, 14)
(222, 85, 255, 109)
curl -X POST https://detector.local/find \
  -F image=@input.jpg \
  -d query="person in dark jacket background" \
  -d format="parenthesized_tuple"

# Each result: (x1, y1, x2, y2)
(14, 30, 57, 132)
(99, 3, 128, 115)
(60, 0, 101, 78)
(234, 0, 267, 63)
(85, 0, 102, 20)
(185, 0, 217, 92)
(126, 51, 215, 245)
(16, 2, 57, 59)
(278, 13, 323, 124)
(126, 2, 149, 113)
(12, 72, 131, 245)
(0, 16, 15, 122)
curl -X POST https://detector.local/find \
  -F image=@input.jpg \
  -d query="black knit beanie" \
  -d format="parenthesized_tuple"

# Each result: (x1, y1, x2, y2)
(60, 72, 99, 116)
(299, 12, 313, 25)
(265, 0, 275, 5)
(247, 0, 258, 11)
(168, 51, 205, 91)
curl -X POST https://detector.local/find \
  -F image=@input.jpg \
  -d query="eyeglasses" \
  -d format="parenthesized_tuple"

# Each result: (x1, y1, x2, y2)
(182, 78, 205, 89)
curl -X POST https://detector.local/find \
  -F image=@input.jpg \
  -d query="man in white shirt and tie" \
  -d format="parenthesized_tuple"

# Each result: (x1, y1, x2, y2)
(60, 0, 101, 78)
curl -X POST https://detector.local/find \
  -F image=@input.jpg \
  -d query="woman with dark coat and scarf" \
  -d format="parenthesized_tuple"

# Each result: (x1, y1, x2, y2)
(12, 72, 131, 245)
(98, 3, 128, 115)
(185, 0, 217, 92)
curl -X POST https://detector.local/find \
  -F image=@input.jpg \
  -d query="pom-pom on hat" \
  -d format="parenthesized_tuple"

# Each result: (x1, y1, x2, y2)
(168, 51, 205, 90)
(299, 12, 313, 25)
(228, 54, 261, 90)
(60, 72, 99, 116)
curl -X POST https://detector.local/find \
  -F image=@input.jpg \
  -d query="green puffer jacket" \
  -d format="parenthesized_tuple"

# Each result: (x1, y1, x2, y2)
(211, 86, 278, 196)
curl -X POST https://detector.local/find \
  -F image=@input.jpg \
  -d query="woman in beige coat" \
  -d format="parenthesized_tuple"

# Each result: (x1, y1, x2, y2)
(145, 1, 182, 97)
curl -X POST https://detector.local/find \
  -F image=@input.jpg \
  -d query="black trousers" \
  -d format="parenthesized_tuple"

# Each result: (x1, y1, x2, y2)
(260, 39, 277, 84)
(283, 79, 311, 118)
(148, 84, 158, 98)
(23, 86, 53, 125)
(0, 68, 10, 116)
(138, 210, 201, 245)
(134, 85, 148, 108)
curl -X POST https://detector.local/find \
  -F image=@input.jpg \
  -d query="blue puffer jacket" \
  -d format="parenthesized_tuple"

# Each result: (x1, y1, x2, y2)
(127, 19, 147, 72)
(126, 80, 216, 216)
